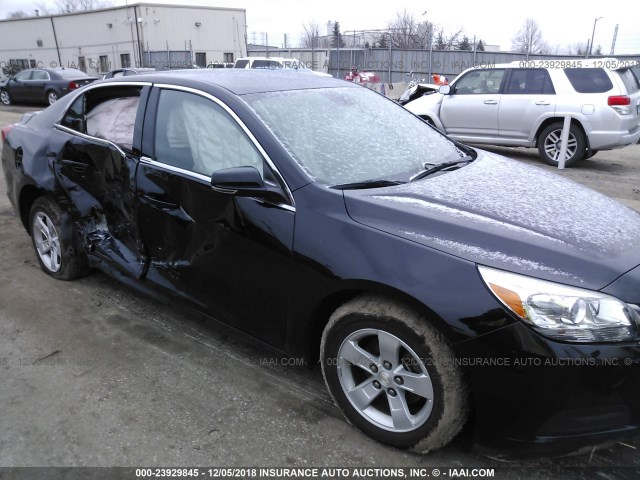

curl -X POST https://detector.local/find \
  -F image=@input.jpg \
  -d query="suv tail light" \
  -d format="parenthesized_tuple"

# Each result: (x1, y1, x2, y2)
(608, 95, 631, 114)
(68, 81, 80, 90)
(1, 124, 14, 143)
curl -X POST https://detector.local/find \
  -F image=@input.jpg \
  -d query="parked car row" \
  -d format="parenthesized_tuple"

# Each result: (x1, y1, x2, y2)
(0, 68, 97, 106)
(404, 59, 640, 166)
(3, 69, 640, 456)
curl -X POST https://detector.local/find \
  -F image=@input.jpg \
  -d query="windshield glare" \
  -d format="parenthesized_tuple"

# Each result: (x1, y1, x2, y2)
(243, 87, 464, 186)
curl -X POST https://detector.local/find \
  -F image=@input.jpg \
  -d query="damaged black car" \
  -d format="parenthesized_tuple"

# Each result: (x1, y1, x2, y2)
(2, 70, 640, 455)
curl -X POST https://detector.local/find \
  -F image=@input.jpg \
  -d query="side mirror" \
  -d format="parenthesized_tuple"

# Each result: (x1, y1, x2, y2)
(211, 166, 286, 202)
(439, 85, 451, 95)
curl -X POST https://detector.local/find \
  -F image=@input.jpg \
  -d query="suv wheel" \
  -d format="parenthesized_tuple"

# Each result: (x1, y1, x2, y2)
(538, 122, 586, 167)
(320, 295, 469, 452)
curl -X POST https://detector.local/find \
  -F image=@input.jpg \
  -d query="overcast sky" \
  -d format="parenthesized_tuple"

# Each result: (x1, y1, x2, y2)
(1, 0, 639, 54)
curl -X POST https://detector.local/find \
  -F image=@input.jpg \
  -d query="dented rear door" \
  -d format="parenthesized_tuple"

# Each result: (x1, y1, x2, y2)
(51, 84, 150, 277)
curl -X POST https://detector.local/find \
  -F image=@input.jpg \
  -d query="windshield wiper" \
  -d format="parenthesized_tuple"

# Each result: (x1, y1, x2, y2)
(331, 179, 406, 190)
(410, 156, 475, 182)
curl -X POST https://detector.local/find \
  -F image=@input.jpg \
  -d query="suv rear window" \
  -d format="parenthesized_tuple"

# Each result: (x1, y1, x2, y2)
(564, 68, 613, 93)
(617, 68, 640, 93)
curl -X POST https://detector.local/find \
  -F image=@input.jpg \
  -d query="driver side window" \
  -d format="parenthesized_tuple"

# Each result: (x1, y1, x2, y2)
(454, 69, 506, 95)
(154, 89, 264, 178)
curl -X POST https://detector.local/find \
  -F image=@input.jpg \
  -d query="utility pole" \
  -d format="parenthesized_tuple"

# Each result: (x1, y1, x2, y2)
(588, 16, 602, 57)
(610, 24, 619, 55)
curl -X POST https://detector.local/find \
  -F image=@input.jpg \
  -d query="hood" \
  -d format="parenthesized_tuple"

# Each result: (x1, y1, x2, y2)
(343, 150, 640, 290)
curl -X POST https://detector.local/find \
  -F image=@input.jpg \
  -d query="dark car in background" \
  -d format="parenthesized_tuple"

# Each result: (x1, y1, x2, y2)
(0, 67, 96, 106)
(2, 70, 640, 456)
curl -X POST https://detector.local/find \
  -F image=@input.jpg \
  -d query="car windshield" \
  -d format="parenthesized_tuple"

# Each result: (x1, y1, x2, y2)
(57, 68, 89, 78)
(243, 87, 466, 186)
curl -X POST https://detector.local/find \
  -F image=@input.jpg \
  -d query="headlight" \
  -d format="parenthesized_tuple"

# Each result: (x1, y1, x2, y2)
(478, 266, 638, 342)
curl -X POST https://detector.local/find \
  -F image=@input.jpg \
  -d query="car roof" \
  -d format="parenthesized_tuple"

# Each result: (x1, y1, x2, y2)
(106, 69, 348, 95)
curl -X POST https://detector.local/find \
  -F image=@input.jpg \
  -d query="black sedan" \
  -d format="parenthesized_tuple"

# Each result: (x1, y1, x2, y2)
(2, 70, 640, 455)
(0, 67, 96, 106)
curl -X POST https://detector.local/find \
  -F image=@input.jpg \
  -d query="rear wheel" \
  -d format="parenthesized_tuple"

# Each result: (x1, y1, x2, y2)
(537, 122, 586, 167)
(29, 197, 89, 280)
(321, 295, 469, 452)
(0, 90, 11, 105)
(46, 90, 58, 106)
(584, 149, 599, 159)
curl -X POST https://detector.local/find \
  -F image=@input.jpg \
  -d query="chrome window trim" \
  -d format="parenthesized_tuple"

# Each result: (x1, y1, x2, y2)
(53, 81, 152, 125)
(54, 124, 128, 157)
(140, 156, 295, 213)
(153, 83, 295, 210)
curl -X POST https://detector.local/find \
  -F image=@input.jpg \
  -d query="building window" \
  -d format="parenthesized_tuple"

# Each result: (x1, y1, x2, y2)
(78, 57, 86, 72)
(223, 52, 234, 63)
(121, 53, 131, 68)
(195, 52, 206, 68)
(29, 60, 37, 68)
(36, 39, 43, 47)
(99, 55, 109, 73)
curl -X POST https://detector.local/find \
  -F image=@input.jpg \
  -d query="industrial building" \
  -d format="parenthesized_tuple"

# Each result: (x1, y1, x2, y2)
(0, 2, 247, 78)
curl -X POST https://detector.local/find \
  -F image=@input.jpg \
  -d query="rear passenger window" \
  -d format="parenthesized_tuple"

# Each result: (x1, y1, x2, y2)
(61, 95, 85, 132)
(505, 69, 555, 94)
(564, 68, 613, 93)
(617, 68, 640, 93)
(59, 86, 142, 151)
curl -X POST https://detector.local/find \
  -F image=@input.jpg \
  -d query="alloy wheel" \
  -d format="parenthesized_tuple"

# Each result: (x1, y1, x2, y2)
(33, 211, 62, 272)
(336, 328, 434, 433)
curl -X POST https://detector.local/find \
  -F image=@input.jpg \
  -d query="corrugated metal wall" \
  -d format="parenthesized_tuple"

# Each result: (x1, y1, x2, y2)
(249, 48, 640, 82)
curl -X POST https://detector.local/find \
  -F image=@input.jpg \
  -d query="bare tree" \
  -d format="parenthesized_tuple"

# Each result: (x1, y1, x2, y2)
(566, 42, 588, 55)
(300, 22, 329, 49)
(512, 18, 547, 54)
(433, 26, 463, 50)
(387, 10, 433, 49)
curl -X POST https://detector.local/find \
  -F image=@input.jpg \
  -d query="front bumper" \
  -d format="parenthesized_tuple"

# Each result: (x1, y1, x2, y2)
(455, 321, 640, 456)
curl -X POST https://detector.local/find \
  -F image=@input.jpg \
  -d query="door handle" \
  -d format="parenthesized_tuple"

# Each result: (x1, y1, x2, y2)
(142, 194, 180, 210)
(61, 158, 89, 172)
(535, 101, 551, 105)
(483, 100, 498, 105)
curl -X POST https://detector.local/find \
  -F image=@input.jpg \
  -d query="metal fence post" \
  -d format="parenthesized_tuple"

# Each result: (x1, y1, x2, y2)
(557, 115, 572, 169)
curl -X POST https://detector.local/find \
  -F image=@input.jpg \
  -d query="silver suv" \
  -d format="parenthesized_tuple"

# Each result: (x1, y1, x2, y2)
(405, 59, 640, 166)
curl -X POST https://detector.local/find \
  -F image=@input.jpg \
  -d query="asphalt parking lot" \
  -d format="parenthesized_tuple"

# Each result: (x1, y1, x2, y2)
(1, 104, 639, 478)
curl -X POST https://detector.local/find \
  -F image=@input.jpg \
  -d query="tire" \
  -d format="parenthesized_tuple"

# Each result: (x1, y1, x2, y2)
(0, 89, 11, 105)
(320, 294, 469, 453)
(419, 115, 435, 126)
(584, 149, 599, 160)
(29, 197, 90, 280)
(537, 122, 586, 167)
(46, 90, 58, 106)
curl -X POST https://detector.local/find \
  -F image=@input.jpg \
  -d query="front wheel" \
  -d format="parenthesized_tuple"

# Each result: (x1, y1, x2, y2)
(46, 90, 58, 106)
(537, 122, 586, 167)
(29, 197, 90, 280)
(320, 295, 469, 452)
(0, 89, 11, 105)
